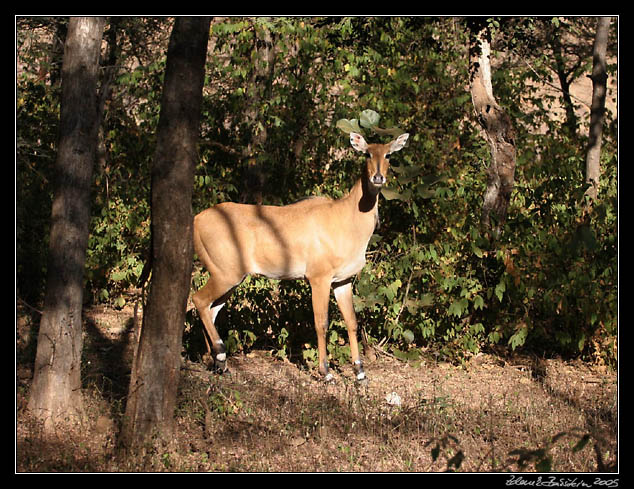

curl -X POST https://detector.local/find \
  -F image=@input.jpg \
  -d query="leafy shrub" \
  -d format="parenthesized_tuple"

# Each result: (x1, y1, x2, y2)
(17, 17, 617, 369)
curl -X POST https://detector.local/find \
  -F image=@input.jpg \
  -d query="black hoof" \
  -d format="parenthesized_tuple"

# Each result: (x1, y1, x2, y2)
(353, 360, 367, 385)
(214, 358, 228, 374)
(203, 356, 228, 375)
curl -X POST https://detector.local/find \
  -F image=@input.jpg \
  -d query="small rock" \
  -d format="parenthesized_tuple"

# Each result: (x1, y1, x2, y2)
(385, 392, 401, 406)
(290, 436, 307, 447)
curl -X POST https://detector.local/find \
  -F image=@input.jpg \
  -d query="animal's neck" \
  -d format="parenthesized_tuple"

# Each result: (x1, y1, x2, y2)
(359, 176, 381, 213)
(344, 178, 379, 227)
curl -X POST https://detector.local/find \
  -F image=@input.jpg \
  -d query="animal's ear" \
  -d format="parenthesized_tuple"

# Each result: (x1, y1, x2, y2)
(350, 132, 368, 153)
(388, 132, 409, 154)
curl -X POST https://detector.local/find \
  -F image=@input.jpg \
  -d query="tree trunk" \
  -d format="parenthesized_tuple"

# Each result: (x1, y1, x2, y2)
(585, 17, 611, 202)
(468, 22, 517, 239)
(121, 17, 210, 447)
(551, 26, 579, 137)
(27, 17, 106, 431)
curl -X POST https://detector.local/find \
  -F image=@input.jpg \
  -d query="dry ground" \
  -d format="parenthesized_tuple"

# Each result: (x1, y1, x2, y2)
(16, 302, 617, 473)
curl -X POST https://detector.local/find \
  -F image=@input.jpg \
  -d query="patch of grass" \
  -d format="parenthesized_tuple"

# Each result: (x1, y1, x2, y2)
(16, 306, 617, 472)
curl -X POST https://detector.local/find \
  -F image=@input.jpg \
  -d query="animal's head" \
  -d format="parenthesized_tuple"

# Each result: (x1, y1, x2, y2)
(350, 132, 409, 192)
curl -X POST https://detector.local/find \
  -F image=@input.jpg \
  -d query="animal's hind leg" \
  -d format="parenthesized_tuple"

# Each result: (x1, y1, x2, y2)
(193, 277, 239, 373)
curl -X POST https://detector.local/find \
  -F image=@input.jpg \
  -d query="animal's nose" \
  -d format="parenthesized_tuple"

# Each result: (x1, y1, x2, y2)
(371, 174, 386, 186)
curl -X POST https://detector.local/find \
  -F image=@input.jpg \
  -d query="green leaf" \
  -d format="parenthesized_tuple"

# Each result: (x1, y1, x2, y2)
(508, 324, 528, 350)
(495, 280, 506, 302)
(392, 347, 420, 362)
(359, 109, 380, 128)
(402, 329, 415, 344)
(448, 298, 468, 317)
(471, 242, 484, 258)
(381, 187, 405, 201)
(336, 118, 363, 134)
(417, 185, 436, 199)
(392, 164, 424, 183)
(111, 270, 127, 282)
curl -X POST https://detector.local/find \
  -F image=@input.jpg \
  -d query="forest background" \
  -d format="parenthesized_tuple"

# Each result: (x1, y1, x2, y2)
(16, 16, 618, 376)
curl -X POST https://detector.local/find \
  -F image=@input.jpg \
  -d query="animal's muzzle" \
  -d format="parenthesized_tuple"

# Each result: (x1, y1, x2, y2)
(371, 173, 386, 186)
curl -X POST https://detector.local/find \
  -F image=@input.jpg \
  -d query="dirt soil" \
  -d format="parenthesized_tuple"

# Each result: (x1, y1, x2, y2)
(16, 303, 617, 473)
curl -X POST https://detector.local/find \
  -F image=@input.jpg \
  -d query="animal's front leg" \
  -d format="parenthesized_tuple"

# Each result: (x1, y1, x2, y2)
(309, 276, 333, 381)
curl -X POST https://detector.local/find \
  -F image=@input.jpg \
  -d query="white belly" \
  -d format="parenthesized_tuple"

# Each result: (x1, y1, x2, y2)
(251, 259, 307, 281)
(332, 249, 366, 283)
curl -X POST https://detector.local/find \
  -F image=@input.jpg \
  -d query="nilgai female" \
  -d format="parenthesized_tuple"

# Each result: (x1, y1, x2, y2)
(193, 132, 409, 381)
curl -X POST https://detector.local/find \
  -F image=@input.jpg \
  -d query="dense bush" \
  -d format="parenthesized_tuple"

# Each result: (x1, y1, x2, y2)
(17, 17, 617, 369)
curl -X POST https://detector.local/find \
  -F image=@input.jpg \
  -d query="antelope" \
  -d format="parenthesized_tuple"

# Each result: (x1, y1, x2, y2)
(192, 131, 409, 381)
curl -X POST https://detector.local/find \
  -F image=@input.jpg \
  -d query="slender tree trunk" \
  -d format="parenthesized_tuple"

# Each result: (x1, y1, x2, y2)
(551, 27, 579, 137)
(121, 17, 210, 447)
(468, 22, 517, 239)
(585, 17, 611, 202)
(27, 17, 106, 431)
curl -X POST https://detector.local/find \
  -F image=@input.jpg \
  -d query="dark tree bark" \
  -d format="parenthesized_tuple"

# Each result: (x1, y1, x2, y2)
(585, 17, 611, 202)
(468, 21, 517, 239)
(121, 17, 210, 447)
(27, 17, 106, 431)
(551, 28, 579, 137)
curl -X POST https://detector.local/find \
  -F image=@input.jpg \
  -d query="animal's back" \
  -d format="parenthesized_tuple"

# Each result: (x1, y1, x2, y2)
(193, 197, 334, 280)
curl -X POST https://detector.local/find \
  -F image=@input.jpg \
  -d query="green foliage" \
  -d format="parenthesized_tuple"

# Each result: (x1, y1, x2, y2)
(16, 78, 59, 303)
(17, 17, 617, 369)
(336, 108, 405, 138)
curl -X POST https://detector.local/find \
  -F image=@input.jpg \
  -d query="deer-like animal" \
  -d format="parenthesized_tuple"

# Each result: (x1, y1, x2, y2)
(193, 132, 409, 381)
